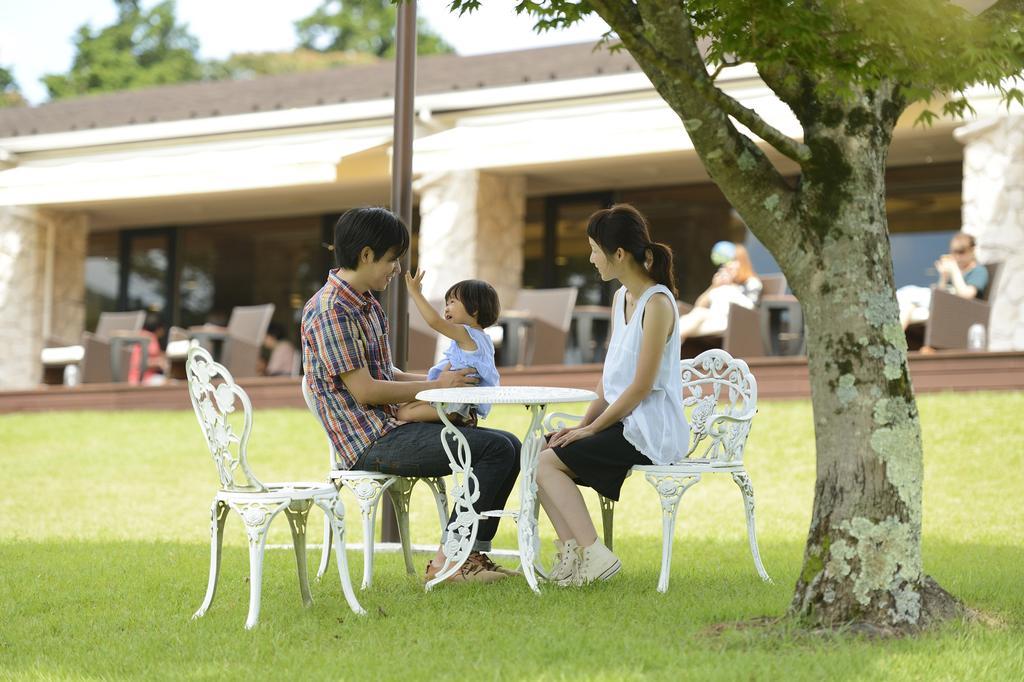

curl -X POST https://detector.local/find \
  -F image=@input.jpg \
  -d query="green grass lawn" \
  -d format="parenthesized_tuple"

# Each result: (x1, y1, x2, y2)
(1, 391, 1023, 681)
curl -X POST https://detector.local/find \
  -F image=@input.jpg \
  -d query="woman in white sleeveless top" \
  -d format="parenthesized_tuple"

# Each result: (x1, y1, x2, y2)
(538, 204, 688, 586)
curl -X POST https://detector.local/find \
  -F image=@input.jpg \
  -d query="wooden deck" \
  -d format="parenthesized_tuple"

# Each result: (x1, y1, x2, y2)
(2, 351, 1022, 414)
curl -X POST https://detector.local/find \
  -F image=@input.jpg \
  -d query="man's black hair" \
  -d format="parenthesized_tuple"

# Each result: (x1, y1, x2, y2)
(445, 280, 501, 328)
(333, 207, 410, 269)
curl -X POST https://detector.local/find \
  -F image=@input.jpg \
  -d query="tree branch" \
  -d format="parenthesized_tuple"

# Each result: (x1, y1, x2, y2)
(709, 58, 741, 82)
(641, 0, 809, 163)
(705, 84, 811, 163)
(588, 0, 806, 270)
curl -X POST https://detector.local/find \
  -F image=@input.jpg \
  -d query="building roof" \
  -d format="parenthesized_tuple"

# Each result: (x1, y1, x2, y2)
(0, 42, 640, 138)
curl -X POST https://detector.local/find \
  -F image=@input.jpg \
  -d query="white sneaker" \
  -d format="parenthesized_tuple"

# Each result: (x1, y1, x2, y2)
(547, 539, 579, 583)
(575, 539, 621, 585)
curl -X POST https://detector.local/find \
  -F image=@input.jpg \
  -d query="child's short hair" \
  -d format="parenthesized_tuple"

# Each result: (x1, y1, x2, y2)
(333, 207, 410, 269)
(445, 280, 501, 328)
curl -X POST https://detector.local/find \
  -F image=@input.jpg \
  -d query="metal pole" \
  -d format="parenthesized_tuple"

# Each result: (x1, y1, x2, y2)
(381, 0, 417, 543)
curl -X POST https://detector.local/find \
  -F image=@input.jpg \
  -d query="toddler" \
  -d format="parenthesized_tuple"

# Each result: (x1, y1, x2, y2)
(398, 269, 501, 426)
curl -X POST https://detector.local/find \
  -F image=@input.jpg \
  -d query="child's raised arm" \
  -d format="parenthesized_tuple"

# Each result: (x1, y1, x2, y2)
(405, 269, 475, 349)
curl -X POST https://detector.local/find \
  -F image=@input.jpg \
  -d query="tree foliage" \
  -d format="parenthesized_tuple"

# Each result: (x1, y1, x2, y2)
(454, 1, 1024, 140)
(42, 0, 203, 100)
(204, 48, 379, 81)
(0, 65, 27, 108)
(297, 0, 454, 57)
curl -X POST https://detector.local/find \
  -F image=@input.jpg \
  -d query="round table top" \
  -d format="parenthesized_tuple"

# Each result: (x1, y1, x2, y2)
(416, 385, 597, 405)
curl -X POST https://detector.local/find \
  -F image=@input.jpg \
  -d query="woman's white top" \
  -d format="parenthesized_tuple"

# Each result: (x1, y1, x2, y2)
(603, 284, 689, 465)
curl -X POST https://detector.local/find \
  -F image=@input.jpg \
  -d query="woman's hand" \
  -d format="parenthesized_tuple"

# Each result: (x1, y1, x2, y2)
(549, 424, 596, 449)
(405, 268, 426, 296)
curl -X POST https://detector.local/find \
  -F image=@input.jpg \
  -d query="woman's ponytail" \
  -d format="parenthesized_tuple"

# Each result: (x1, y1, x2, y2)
(588, 203, 679, 298)
(647, 242, 678, 299)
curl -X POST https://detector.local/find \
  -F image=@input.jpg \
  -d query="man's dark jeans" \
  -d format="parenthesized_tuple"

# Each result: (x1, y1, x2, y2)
(353, 422, 521, 552)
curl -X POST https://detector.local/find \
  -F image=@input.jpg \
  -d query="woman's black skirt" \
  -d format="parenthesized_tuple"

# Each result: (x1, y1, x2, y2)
(549, 422, 652, 501)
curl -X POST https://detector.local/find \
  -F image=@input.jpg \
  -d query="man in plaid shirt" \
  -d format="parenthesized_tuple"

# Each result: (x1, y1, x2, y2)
(303, 207, 521, 583)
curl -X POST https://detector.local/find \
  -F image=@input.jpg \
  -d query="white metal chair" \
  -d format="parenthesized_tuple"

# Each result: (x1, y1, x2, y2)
(186, 346, 364, 629)
(545, 348, 771, 592)
(301, 376, 449, 589)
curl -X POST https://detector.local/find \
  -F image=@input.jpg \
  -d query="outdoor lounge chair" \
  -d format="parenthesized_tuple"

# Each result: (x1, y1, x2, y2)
(186, 346, 364, 629)
(545, 348, 771, 592)
(921, 262, 1002, 350)
(509, 287, 579, 366)
(167, 303, 275, 379)
(40, 310, 146, 384)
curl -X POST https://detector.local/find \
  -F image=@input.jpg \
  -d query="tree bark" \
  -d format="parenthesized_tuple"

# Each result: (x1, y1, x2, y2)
(786, 112, 928, 628)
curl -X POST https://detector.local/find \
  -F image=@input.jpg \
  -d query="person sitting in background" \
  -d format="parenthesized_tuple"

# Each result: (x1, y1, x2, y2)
(678, 242, 763, 342)
(897, 232, 989, 330)
(127, 311, 167, 385)
(261, 322, 298, 376)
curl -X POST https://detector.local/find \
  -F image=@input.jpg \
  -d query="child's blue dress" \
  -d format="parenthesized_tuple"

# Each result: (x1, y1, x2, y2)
(426, 325, 500, 418)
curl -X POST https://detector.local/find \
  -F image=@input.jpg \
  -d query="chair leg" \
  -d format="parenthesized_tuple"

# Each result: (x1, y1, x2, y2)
(644, 473, 701, 593)
(285, 500, 314, 607)
(340, 478, 392, 590)
(387, 478, 417, 575)
(314, 496, 366, 616)
(422, 476, 449, 534)
(316, 511, 333, 582)
(598, 495, 616, 551)
(193, 499, 228, 620)
(230, 500, 287, 630)
(732, 470, 772, 583)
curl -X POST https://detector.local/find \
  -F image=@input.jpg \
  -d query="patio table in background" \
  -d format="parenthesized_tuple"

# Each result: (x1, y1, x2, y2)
(760, 295, 805, 356)
(571, 305, 611, 364)
(415, 385, 597, 592)
(493, 310, 535, 367)
(108, 330, 151, 383)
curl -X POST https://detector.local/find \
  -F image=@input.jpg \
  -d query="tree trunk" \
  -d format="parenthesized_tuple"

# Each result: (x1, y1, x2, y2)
(785, 121, 962, 630)
(582, 1, 966, 628)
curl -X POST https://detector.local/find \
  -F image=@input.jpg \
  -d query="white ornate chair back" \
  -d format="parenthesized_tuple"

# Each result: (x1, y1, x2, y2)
(680, 349, 758, 464)
(186, 345, 266, 492)
(301, 374, 342, 469)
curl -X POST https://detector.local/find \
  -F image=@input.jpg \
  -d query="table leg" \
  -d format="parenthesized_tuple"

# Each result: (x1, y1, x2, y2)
(110, 339, 125, 383)
(424, 403, 481, 591)
(517, 404, 547, 594)
(502, 321, 520, 367)
(577, 316, 594, 364)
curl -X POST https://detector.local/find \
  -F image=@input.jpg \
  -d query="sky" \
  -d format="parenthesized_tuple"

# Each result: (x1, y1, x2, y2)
(0, 0, 611, 105)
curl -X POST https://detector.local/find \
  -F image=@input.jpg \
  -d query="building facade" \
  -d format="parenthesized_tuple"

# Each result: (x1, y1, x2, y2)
(1, 43, 1021, 389)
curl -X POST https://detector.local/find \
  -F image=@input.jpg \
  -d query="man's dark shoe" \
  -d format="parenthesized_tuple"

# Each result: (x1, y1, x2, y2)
(468, 551, 522, 577)
(423, 557, 505, 584)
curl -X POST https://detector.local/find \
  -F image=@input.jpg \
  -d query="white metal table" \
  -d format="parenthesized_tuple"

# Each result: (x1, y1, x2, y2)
(415, 385, 597, 592)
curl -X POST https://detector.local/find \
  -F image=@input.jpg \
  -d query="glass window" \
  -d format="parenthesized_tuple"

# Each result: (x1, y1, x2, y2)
(744, 162, 962, 289)
(618, 184, 740, 303)
(84, 231, 120, 332)
(123, 230, 172, 317)
(177, 216, 324, 343)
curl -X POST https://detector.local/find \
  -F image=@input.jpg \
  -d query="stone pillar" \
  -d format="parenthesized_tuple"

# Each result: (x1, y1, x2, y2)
(956, 115, 1024, 350)
(0, 207, 88, 389)
(415, 170, 526, 309)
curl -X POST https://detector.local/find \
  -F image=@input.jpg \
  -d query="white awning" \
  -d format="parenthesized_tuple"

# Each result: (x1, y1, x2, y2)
(412, 91, 804, 173)
(0, 127, 391, 207)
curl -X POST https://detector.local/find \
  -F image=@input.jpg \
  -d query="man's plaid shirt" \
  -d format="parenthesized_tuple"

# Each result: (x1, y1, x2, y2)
(301, 270, 400, 469)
